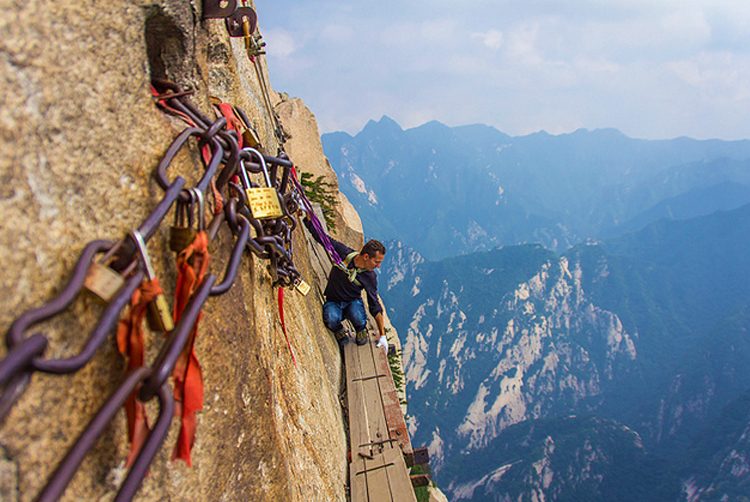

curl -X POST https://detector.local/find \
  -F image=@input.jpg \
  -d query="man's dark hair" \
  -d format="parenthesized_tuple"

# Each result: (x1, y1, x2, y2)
(361, 239, 386, 257)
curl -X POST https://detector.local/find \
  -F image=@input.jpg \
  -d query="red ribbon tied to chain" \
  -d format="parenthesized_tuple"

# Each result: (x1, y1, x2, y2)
(116, 279, 165, 467)
(171, 231, 210, 466)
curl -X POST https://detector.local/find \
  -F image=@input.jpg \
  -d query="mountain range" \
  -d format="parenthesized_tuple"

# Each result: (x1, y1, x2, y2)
(323, 118, 750, 500)
(383, 204, 750, 500)
(323, 117, 750, 259)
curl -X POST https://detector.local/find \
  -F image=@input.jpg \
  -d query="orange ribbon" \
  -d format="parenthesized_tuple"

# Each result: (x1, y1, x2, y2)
(116, 278, 165, 467)
(171, 231, 210, 466)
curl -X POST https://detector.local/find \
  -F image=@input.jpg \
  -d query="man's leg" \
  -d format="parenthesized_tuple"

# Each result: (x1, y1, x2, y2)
(343, 299, 368, 345)
(322, 301, 348, 346)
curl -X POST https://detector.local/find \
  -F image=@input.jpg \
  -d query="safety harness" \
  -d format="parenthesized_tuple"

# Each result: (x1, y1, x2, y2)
(338, 251, 365, 286)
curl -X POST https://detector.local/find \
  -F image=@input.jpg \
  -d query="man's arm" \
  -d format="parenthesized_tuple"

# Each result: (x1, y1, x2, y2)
(374, 312, 386, 339)
(362, 275, 385, 338)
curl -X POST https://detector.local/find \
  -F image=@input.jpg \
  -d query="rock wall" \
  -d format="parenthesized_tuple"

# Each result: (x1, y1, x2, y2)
(0, 1, 362, 500)
(276, 94, 364, 249)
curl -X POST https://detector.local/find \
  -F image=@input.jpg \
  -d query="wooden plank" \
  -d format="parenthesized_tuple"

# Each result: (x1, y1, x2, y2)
(371, 339, 414, 455)
(350, 447, 418, 502)
(349, 457, 369, 502)
(345, 341, 373, 459)
(382, 447, 418, 502)
(346, 326, 418, 502)
(359, 343, 390, 455)
(364, 452, 394, 502)
(362, 376, 388, 456)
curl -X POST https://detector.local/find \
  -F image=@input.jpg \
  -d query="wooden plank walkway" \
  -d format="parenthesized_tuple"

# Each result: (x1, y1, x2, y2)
(345, 337, 416, 502)
(297, 206, 419, 501)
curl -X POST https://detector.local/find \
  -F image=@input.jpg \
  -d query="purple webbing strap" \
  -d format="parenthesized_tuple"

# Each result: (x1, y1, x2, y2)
(290, 173, 342, 265)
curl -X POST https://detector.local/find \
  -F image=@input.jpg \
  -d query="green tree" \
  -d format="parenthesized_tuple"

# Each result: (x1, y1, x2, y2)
(300, 172, 339, 232)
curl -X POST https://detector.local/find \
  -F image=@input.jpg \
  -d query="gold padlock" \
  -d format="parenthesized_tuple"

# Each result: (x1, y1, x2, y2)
(246, 187, 283, 219)
(295, 279, 311, 296)
(239, 147, 284, 220)
(233, 105, 263, 150)
(131, 230, 175, 333)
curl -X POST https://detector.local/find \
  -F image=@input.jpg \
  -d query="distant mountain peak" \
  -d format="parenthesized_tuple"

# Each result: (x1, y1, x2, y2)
(415, 119, 448, 130)
(360, 115, 403, 135)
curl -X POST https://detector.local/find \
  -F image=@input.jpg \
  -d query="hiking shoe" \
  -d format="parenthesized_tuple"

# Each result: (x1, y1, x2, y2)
(334, 330, 349, 347)
(355, 330, 368, 346)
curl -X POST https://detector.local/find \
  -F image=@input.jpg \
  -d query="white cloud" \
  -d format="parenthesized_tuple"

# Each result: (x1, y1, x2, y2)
(263, 28, 297, 58)
(504, 23, 543, 65)
(472, 29, 504, 50)
(380, 18, 458, 48)
(261, 0, 750, 139)
(667, 51, 750, 101)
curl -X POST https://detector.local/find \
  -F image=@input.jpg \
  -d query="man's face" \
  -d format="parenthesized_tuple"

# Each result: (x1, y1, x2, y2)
(361, 251, 385, 271)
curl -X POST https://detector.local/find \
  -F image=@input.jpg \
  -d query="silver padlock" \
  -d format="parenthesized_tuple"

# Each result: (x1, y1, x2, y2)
(239, 147, 283, 220)
(191, 188, 206, 233)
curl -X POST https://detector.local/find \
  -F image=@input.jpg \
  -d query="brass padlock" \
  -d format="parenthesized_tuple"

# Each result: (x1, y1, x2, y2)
(295, 279, 311, 296)
(85, 263, 125, 302)
(240, 147, 283, 220)
(131, 230, 174, 333)
(169, 196, 197, 253)
(85, 242, 128, 302)
(235, 106, 262, 149)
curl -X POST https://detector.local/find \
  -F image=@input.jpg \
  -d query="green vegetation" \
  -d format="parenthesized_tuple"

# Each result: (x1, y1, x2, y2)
(410, 465, 431, 502)
(300, 171, 339, 231)
(386, 328, 407, 405)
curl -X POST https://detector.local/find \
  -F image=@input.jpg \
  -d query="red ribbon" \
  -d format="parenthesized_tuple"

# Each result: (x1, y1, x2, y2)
(116, 279, 165, 467)
(171, 231, 210, 466)
(277, 287, 297, 367)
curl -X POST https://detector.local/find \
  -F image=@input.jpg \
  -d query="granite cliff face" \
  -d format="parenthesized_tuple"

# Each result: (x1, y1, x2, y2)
(0, 1, 368, 500)
(390, 245, 639, 471)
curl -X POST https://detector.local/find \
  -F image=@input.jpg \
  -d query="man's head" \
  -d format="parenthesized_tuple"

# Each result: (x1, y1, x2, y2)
(359, 240, 386, 271)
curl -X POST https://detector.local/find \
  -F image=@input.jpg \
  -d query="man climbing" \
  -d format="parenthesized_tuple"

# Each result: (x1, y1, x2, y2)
(302, 216, 387, 348)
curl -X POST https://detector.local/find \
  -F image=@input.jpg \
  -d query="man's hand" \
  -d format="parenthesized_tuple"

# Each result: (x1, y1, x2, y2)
(376, 335, 388, 353)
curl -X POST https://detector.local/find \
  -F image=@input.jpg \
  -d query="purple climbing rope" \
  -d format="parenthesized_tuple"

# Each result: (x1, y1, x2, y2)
(290, 169, 343, 266)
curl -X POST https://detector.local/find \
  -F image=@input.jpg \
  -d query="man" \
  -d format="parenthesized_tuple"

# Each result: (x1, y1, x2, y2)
(303, 217, 387, 348)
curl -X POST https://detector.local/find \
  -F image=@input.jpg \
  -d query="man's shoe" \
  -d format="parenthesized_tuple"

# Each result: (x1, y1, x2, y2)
(355, 330, 368, 346)
(334, 330, 349, 347)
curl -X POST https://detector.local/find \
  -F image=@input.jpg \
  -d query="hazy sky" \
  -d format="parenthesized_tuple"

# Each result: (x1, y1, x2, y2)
(258, 1, 750, 140)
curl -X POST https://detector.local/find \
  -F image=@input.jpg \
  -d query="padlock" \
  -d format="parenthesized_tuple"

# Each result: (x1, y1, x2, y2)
(85, 263, 125, 302)
(191, 188, 206, 234)
(85, 242, 130, 302)
(131, 230, 175, 333)
(169, 195, 197, 253)
(234, 106, 262, 149)
(295, 279, 311, 296)
(240, 147, 283, 220)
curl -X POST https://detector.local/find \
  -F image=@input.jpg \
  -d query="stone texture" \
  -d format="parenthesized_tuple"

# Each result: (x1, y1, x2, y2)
(0, 1, 350, 500)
